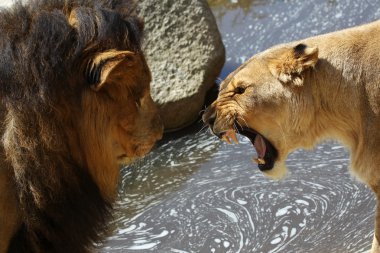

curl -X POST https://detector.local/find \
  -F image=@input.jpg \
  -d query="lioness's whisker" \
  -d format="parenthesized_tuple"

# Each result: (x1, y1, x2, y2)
(233, 122, 238, 132)
(236, 116, 248, 129)
(195, 124, 209, 136)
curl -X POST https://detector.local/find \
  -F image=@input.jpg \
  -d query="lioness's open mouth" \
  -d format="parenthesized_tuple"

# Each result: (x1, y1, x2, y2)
(221, 127, 278, 171)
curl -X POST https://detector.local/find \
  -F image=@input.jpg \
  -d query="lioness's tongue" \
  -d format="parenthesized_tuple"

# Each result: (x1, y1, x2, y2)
(254, 134, 266, 158)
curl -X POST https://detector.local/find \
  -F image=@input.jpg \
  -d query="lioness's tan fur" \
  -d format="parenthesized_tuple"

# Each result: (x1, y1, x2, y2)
(203, 20, 380, 252)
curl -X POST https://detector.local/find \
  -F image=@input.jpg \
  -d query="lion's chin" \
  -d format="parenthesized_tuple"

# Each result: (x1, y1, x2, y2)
(117, 155, 137, 166)
(115, 141, 157, 166)
(262, 160, 288, 180)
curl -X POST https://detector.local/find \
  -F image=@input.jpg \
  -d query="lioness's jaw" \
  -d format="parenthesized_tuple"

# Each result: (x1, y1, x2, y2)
(268, 43, 319, 86)
(262, 161, 288, 180)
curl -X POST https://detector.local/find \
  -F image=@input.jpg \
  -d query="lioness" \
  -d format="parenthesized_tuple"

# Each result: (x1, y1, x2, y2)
(0, 0, 162, 252)
(203, 20, 380, 252)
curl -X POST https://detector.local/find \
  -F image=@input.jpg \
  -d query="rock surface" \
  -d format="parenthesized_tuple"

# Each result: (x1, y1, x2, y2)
(137, 0, 225, 131)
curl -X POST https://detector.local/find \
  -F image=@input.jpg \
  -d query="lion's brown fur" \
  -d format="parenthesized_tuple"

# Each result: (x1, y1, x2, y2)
(203, 20, 380, 253)
(0, 0, 162, 252)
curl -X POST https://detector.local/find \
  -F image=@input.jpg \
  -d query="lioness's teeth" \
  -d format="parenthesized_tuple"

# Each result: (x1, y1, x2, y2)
(258, 158, 265, 164)
(222, 135, 232, 144)
(222, 129, 239, 145)
(252, 157, 266, 165)
(225, 129, 239, 144)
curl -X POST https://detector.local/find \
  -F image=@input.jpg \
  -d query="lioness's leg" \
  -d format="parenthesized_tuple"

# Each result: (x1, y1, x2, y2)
(0, 168, 20, 253)
(370, 185, 380, 253)
(371, 235, 380, 253)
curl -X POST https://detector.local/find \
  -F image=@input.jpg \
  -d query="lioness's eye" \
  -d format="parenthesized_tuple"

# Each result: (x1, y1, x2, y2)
(235, 86, 246, 94)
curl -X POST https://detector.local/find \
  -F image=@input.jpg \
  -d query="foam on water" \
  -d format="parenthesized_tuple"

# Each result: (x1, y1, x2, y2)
(102, 126, 375, 252)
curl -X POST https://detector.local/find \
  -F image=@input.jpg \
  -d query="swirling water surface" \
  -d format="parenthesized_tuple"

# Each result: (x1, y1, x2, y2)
(104, 129, 374, 253)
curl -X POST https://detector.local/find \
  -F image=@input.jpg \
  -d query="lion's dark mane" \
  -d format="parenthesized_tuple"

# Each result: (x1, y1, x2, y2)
(0, 1, 142, 252)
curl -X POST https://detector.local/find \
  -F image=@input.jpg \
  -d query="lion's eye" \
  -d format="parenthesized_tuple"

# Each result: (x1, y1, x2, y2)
(235, 86, 246, 94)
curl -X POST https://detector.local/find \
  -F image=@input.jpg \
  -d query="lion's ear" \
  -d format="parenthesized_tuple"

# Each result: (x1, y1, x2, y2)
(85, 50, 135, 91)
(269, 43, 319, 86)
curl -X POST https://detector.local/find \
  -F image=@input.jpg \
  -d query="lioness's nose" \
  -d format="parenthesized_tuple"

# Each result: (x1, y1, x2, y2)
(202, 106, 216, 127)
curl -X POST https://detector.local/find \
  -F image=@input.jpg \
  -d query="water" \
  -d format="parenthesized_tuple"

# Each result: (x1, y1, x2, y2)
(104, 128, 374, 253)
(103, 0, 380, 252)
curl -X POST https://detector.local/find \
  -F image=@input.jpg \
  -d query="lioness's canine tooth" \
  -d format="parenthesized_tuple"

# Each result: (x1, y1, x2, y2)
(258, 158, 266, 164)
(252, 157, 266, 165)
(222, 135, 232, 144)
(226, 129, 239, 144)
(230, 131, 239, 144)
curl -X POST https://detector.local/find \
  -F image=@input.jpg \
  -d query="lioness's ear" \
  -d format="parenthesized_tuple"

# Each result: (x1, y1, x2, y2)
(85, 50, 135, 91)
(269, 43, 319, 86)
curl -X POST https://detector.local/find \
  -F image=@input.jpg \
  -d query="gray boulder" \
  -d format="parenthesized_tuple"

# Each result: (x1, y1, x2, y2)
(137, 0, 225, 131)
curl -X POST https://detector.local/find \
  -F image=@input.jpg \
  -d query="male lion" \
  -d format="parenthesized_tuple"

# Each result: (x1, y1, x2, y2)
(203, 20, 380, 253)
(0, 0, 163, 252)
